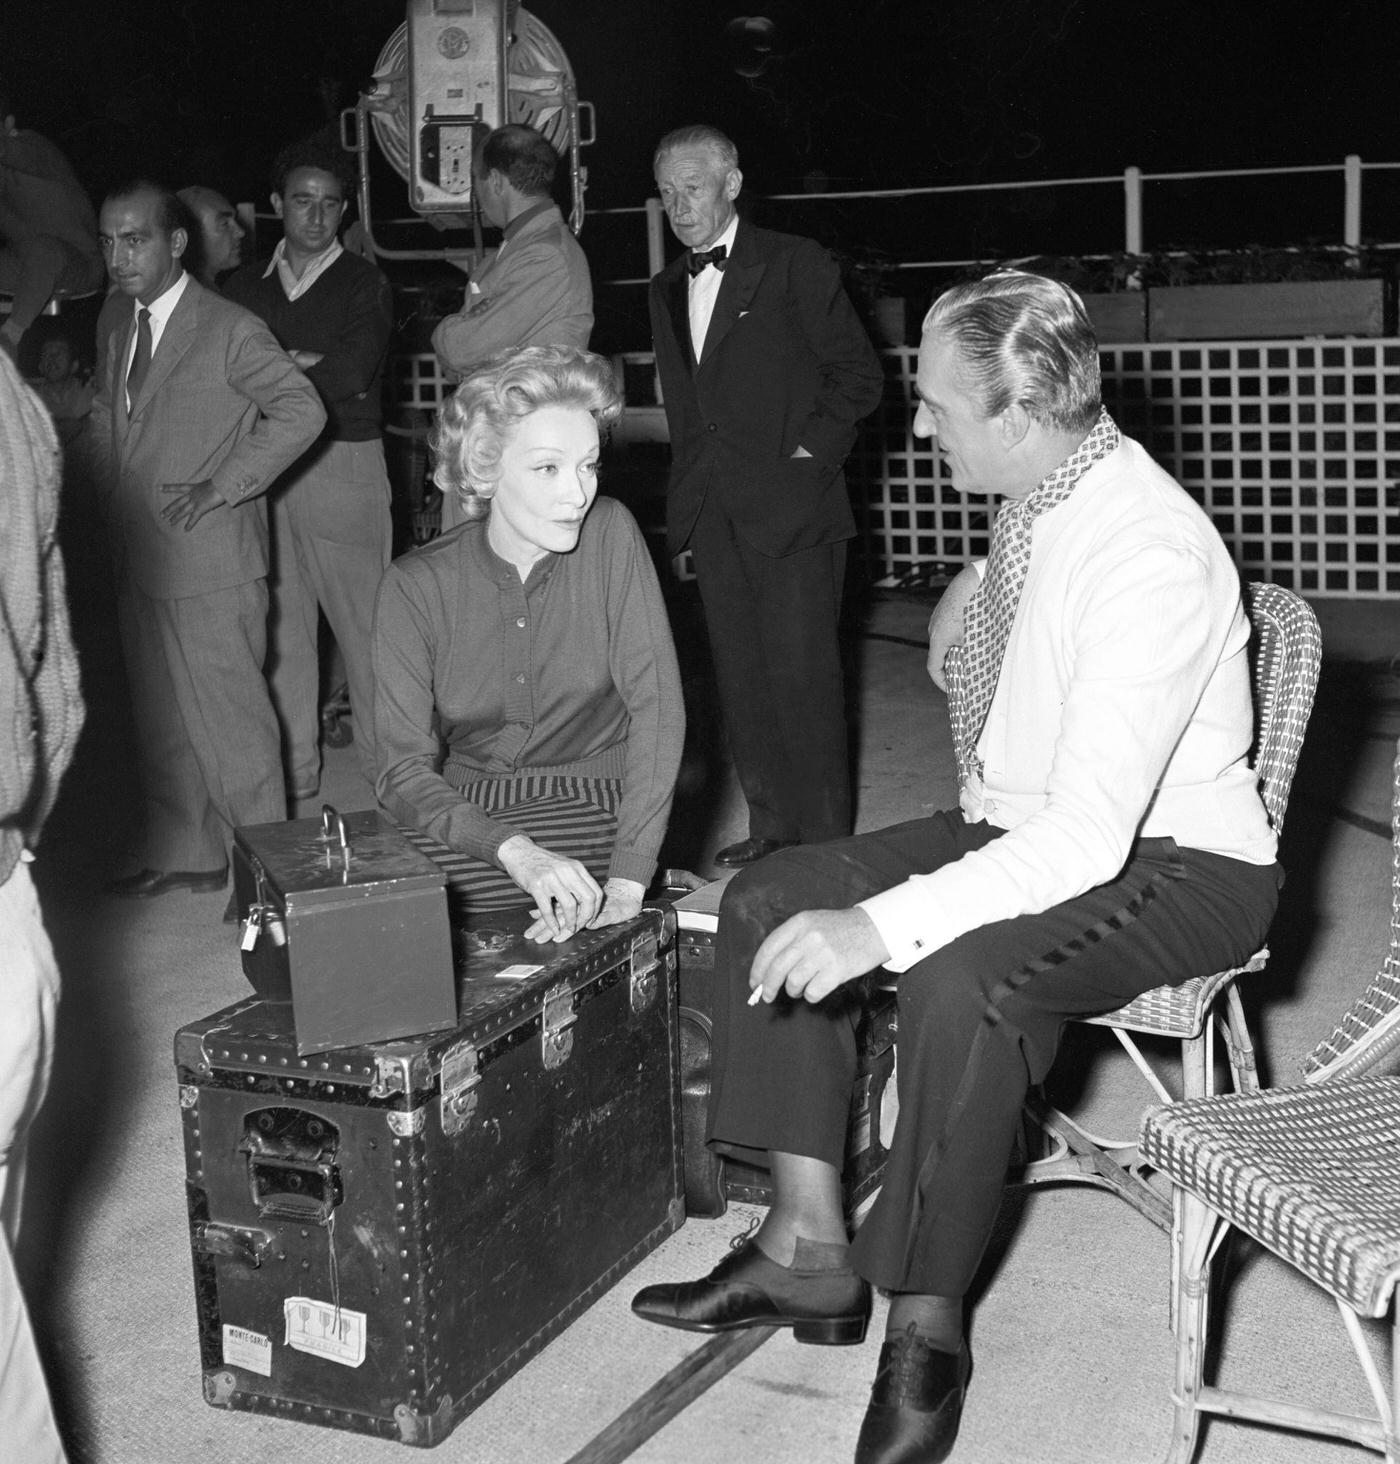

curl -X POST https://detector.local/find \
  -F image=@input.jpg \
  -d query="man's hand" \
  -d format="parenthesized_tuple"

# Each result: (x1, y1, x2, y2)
(160, 480, 226, 532)
(749, 908, 890, 1005)
(926, 562, 981, 691)
(586, 877, 645, 930)
(498, 834, 603, 943)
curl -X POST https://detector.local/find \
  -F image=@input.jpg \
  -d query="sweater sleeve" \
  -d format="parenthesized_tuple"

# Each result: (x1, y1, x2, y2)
(600, 503, 685, 884)
(303, 263, 393, 407)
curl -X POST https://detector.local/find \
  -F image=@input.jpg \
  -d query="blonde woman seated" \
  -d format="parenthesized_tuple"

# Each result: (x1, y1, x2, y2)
(372, 345, 684, 942)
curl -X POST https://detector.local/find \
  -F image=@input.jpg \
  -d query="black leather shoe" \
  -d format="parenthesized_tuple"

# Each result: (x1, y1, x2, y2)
(712, 837, 797, 867)
(631, 1238, 870, 1344)
(855, 1328, 972, 1464)
(105, 867, 228, 899)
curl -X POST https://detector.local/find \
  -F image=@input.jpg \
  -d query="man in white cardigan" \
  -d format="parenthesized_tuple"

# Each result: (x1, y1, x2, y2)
(631, 271, 1284, 1464)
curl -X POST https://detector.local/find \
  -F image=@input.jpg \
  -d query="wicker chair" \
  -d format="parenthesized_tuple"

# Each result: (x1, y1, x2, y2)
(1139, 738, 1400, 1463)
(943, 581, 1322, 1229)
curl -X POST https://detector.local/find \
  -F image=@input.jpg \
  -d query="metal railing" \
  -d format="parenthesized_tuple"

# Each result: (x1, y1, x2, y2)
(585, 155, 1400, 286)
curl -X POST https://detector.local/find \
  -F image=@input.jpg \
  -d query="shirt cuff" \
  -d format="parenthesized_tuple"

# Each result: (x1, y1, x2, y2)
(856, 879, 950, 974)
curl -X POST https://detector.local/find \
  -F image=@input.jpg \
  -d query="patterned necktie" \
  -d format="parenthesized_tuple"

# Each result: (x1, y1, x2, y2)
(950, 409, 1122, 785)
(687, 245, 728, 277)
(126, 307, 152, 405)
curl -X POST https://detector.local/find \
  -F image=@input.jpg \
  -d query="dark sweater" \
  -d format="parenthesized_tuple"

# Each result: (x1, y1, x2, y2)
(225, 251, 392, 441)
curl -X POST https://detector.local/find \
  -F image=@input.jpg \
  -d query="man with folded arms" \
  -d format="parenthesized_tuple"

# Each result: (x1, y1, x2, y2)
(632, 271, 1281, 1464)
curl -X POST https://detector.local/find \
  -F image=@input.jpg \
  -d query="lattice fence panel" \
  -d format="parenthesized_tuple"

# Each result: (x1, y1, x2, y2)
(848, 340, 1400, 598)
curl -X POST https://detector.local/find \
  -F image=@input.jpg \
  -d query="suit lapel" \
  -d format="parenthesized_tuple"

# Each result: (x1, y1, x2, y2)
(129, 281, 199, 422)
(664, 259, 694, 374)
(698, 222, 764, 370)
(114, 311, 136, 436)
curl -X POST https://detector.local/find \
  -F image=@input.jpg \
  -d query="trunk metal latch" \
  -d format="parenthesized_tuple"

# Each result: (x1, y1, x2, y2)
(439, 1039, 480, 1135)
(629, 930, 661, 1013)
(541, 981, 577, 1069)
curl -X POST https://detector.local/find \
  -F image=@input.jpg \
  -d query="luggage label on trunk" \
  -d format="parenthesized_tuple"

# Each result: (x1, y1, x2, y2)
(283, 1296, 367, 1368)
(221, 1323, 272, 1376)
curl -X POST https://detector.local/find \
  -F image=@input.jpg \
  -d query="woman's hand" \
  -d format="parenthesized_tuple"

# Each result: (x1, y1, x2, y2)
(586, 877, 645, 929)
(497, 835, 603, 942)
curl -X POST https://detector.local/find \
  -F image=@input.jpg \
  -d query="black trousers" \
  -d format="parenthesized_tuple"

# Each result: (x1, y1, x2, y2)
(688, 500, 850, 845)
(706, 812, 1281, 1295)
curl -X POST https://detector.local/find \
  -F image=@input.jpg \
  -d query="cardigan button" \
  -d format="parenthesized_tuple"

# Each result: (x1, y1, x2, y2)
(515, 617, 526, 629)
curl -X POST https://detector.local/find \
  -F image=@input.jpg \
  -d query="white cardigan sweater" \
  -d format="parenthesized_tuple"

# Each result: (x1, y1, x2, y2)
(860, 435, 1278, 973)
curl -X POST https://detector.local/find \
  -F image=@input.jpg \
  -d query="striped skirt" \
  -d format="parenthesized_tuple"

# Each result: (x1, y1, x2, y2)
(404, 773, 621, 921)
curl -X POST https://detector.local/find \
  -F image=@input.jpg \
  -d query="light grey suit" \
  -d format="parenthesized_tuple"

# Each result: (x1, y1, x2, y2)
(92, 276, 326, 871)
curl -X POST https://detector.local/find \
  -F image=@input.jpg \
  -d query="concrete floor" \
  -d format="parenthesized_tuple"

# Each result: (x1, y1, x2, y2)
(16, 512, 1400, 1463)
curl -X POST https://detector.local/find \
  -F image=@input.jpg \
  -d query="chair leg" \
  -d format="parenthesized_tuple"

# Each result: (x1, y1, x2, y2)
(1164, 1186, 1221, 1464)
(1388, 1309, 1400, 1464)
(1224, 985, 1261, 1093)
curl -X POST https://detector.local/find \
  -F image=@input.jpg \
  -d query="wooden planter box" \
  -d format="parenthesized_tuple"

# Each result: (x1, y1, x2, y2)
(1082, 291, 1147, 343)
(1148, 280, 1385, 341)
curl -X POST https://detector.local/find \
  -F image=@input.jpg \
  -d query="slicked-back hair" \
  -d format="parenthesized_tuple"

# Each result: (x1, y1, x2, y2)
(652, 124, 739, 177)
(431, 345, 623, 519)
(924, 270, 1102, 434)
(103, 181, 189, 241)
(478, 125, 558, 197)
(269, 136, 355, 198)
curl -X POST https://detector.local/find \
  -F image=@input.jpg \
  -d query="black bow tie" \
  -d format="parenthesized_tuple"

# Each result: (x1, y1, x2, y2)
(687, 245, 728, 277)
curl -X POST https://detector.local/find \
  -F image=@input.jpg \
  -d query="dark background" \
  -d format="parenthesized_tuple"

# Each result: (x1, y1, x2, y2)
(11, 1, 1400, 210)
(9, 0, 1400, 353)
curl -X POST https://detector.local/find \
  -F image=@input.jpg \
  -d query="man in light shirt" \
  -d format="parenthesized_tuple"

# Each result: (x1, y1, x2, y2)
(92, 181, 324, 912)
(632, 271, 1282, 1464)
(430, 124, 593, 533)
(225, 138, 394, 800)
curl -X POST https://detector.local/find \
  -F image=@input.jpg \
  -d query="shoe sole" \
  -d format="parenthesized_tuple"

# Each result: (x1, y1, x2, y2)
(631, 1307, 869, 1346)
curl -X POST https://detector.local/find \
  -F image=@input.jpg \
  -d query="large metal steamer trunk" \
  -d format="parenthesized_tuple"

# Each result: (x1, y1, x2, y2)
(175, 911, 682, 1447)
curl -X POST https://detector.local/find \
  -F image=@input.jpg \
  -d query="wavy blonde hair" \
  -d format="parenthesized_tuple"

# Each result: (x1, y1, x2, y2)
(431, 346, 624, 520)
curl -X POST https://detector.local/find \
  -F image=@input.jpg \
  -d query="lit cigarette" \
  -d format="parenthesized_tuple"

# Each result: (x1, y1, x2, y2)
(747, 986, 764, 1006)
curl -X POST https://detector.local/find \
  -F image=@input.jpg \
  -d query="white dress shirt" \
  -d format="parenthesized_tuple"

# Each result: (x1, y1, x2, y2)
(688, 214, 739, 361)
(265, 237, 344, 302)
(122, 271, 191, 410)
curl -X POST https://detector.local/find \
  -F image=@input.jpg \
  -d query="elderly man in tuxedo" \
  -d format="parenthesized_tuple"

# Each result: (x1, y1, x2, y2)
(92, 182, 324, 912)
(649, 125, 883, 867)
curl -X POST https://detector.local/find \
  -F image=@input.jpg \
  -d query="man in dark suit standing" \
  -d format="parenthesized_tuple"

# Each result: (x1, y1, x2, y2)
(91, 182, 325, 911)
(650, 126, 883, 866)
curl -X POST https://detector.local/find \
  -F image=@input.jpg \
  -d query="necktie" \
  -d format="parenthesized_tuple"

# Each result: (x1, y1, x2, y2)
(687, 245, 728, 277)
(126, 307, 152, 405)
(950, 409, 1122, 786)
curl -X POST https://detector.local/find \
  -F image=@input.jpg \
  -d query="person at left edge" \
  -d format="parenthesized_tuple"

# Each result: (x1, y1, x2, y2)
(225, 136, 394, 798)
(92, 182, 325, 907)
